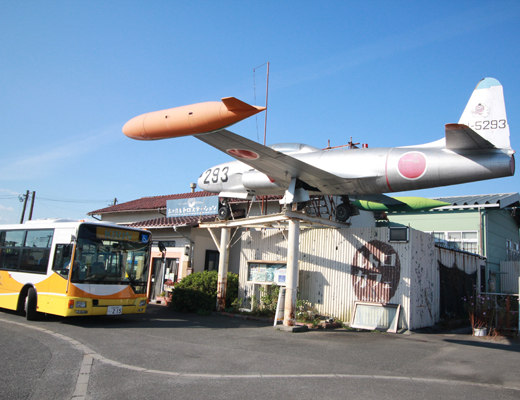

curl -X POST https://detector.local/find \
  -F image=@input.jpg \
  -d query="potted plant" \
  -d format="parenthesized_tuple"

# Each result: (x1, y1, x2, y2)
(464, 292, 491, 336)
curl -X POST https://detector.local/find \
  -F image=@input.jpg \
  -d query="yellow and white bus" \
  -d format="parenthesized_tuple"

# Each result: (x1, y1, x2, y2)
(0, 219, 151, 320)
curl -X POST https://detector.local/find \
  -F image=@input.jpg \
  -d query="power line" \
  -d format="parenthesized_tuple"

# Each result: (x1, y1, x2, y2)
(0, 194, 110, 204)
(35, 195, 111, 204)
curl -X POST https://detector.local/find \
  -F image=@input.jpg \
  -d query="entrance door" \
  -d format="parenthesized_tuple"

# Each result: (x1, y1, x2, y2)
(164, 258, 179, 282)
(150, 258, 165, 300)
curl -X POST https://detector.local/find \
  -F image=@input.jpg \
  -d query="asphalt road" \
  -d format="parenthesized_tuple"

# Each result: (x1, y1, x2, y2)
(1, 305, 519, 400)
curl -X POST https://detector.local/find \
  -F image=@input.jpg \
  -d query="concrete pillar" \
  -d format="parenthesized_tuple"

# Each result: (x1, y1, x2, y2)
(283, 219, 300, 326)
(216, 227, 231, 311)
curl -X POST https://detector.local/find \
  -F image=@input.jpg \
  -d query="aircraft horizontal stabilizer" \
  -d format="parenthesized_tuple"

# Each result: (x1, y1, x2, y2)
(445, 124, 496, 150)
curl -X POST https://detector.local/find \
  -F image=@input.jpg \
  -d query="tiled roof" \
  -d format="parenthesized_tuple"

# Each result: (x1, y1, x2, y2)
(88, 192, 282, 215)
(88, 191, 216, 215)
(121, 210, 245, 229)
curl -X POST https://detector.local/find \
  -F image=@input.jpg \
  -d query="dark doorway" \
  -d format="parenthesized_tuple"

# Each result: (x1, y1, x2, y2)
(165, 258, 179, 282)
(204, 250, 219, 271)
(150, 258, 164, 300)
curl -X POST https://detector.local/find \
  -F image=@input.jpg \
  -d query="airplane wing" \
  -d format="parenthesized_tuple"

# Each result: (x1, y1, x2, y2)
(445, 124, 496, 150)
(195, 129, 378, 195)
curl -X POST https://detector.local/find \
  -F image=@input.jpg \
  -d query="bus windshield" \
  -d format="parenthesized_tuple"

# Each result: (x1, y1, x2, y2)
(70, 224, 150, 293)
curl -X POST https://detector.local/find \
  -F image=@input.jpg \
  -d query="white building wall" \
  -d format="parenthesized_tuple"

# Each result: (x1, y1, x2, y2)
(191, 229, 219, 273)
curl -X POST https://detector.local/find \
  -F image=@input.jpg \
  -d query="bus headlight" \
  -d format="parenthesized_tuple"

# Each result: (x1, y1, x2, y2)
(76, 301, 87, 308)
(138, 300, 146, 306)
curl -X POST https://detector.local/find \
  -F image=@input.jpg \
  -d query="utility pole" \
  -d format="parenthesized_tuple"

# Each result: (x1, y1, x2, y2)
(28, 191, 36, 221)
(19, 190, 36, 223)
(19, 190, 29, 224)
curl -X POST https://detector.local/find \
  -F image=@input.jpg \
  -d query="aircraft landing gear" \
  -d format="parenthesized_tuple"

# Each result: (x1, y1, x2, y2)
(336, 197, 359, 222)
(296, 201, 308, 211)
(336, 203, 351, 222)
(218, 200, 231, 221)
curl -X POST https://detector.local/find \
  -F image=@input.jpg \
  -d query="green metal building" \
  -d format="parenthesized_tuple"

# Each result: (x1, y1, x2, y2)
(379, 193, 520, 292)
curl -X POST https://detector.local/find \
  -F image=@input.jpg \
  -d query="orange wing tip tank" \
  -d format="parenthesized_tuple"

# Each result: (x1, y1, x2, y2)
(123, 97, 266, 140)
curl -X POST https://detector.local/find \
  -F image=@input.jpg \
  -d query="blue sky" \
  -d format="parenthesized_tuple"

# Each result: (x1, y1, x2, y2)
(1, 1, 520, 224)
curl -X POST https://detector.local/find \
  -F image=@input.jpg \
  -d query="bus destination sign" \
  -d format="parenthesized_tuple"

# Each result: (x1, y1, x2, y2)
(96, 227, 140, 242)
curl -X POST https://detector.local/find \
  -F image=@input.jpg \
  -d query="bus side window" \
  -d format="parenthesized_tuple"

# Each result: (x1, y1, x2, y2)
(52, 244, 72, 279)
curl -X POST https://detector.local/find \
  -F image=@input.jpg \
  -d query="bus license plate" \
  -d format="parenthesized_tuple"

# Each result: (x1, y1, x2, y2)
(107, 306, 122, 315)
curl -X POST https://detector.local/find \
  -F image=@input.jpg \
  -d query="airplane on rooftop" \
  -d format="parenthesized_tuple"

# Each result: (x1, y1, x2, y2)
(123, 77, 514, 222)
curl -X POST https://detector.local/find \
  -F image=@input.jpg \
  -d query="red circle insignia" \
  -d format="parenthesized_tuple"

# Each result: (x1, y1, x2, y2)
(397, 152, 427, 180)
(226, 149, 259, 160)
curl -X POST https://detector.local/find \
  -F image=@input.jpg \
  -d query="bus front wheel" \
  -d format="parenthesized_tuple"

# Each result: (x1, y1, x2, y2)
(25, 288, 38, 321)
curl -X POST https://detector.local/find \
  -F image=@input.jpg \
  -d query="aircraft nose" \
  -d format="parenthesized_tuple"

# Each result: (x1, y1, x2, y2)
(122, 114, 146, 140)
(197, 173, 209, 190)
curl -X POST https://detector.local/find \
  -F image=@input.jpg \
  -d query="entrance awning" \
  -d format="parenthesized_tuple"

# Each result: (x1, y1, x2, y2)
(199, 210, 348, 230)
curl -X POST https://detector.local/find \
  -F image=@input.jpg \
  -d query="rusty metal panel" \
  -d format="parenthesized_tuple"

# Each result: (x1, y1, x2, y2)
(500, 261, 520, 294)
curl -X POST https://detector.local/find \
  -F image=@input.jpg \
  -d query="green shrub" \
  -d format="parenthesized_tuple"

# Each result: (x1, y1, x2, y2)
(170, 270, 239, 313)
(259, 284, 280, 315)
(225, 272, 239, 308)
(170, 287, 214, 313)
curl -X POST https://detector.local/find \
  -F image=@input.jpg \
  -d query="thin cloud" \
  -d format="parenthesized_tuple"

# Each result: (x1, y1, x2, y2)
(0, 189, 20, 195)
(276, 8, 517, 89)
(0, 203, 17, 223)
(0, 123, 121, 181)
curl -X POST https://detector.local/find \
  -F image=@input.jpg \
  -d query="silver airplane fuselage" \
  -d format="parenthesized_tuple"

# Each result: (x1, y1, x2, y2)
(198, 144, 514, 197)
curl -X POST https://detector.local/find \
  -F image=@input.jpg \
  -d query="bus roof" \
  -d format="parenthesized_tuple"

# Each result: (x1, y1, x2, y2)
(0, 219, 149, 233)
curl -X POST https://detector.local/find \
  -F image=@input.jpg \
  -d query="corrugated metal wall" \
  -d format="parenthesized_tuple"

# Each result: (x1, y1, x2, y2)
(436, 248, 483, 275)
(239, 227, 443, 330)
(500, 261, 520, 294)
(238, 226, 486, 330)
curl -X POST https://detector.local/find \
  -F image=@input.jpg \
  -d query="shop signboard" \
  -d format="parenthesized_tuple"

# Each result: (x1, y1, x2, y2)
(166, 196, 219, 217)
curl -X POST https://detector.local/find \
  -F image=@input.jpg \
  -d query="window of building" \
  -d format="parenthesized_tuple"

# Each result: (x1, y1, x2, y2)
(204, 250, 219, 271)
(433, 231, 479, 253)
(506, 240, 520, 261)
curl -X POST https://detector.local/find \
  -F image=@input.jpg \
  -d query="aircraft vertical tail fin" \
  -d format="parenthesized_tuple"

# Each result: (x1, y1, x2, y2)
(458, 78, 511, 149)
